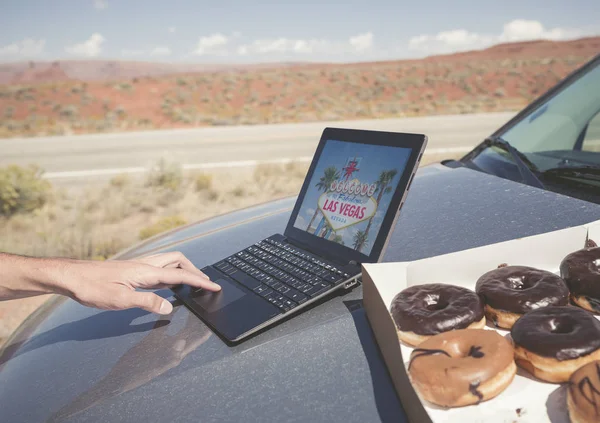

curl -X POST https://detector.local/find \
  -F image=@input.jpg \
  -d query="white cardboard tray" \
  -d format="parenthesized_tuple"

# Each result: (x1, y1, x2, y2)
(362, 220, 600, 423)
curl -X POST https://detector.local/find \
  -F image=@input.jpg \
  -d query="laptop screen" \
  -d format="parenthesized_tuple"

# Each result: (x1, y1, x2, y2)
(292, 139, 412, 256)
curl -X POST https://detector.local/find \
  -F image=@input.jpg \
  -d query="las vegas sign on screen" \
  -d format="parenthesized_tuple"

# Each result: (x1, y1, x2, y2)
(317, 178, 378, 231)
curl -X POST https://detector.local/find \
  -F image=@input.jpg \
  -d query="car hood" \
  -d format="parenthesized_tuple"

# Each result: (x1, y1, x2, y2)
(2, 166, 600, 423)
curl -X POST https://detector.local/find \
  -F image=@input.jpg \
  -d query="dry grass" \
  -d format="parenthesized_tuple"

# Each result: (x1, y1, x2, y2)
(0, 160, 309, 261)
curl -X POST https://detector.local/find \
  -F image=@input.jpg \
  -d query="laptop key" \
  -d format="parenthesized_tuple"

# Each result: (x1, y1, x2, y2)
(324, 274, 343, 283)
(215, 261, 229, 270)
(264, 292, 277, 303)
(297, 284, 312, 293)
(277, 285, 290, 295)
(228, 270, 261, 290)
(254, 284, 269, 294)
(258, 287, 274, 297)
(283, 299, 297, 309)
(287, 291, 308, 304)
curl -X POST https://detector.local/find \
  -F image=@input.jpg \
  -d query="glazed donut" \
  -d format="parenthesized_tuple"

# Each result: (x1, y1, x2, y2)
(407, 329, 516, 407)
(567, 360, 600, 423)
(475, 265, 570, 329)
(511, 306, 600, 383)
(560, 241, 600, 314)
(390, 283, 485, 346)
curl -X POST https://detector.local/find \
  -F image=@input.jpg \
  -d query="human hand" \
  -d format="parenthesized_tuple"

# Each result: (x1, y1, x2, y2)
(58, 252, 220, 315)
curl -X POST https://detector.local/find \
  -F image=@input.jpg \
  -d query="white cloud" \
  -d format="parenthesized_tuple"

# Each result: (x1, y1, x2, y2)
(65, 33, 105, 57)
(349, 32, 373, 52)
(236, 32, 373, 57)
(0, 38, 46, 58)
(498, 19, 582, 42)
(239, 38, 329, 55)
(150, 46, 171, 56)
(168, 27, 176, 33)
(94, 0, 107, 10)
(408, 19, 592, 55)
(193, 33, 229, 56)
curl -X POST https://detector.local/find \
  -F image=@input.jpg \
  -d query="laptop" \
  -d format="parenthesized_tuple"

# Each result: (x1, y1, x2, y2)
(173, 127, 427, 343)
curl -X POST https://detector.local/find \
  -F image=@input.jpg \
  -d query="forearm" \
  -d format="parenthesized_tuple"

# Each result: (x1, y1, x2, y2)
(0, 253, 72, 301)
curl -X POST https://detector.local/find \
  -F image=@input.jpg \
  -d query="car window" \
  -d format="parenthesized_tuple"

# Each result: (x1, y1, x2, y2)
(582, 112, 600, 152)
(501, 62, 600, 154)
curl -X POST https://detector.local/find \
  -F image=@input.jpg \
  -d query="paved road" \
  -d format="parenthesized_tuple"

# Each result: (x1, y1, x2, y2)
(0, 112, 515, 181)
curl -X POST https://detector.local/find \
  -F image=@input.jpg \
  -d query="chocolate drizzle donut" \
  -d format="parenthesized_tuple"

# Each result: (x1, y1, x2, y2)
(390, 283, 485, 346)
(407, 329, 516, 407)
(511, 306, 600, 382)
(475, 265, 569, 329)
(560, 242, 600, 314)
(568, 360, 600, 423)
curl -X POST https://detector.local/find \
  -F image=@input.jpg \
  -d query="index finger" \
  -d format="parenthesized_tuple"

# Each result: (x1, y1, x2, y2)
(138, 252, 210, 280)
(152, 267, 221, 291)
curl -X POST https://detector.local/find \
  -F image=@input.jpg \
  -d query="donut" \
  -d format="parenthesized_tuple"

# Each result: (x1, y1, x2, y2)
(560, 241, 600, 314)
(390, 283, 485, 346)
(475, 265, 570, 329)
(567, 360, 600, 423)
(511, 306, 600, 383)
(407, 329, 516, 407)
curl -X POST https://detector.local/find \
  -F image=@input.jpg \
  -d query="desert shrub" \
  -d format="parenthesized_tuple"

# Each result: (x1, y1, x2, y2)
(4, 105, 16, 119)
(194, 173, 213, 191)
(0, 165, 52, 217)
(137, 118, 153, 127)
(93, 237, 127, 260)
(139, 215, 187, 240)
(206, 189, 219, 201)
(114, 105, 126, 117)
(109, 173, 130, 188)
(145, 158, 183, 190)
(60, 105, 79, 118)
(81, 93, 94, 105)
(284, 161, 308, 178)
(494, 87, 506, 98)
(230, 186, 245, 197)
(114, 82, 133, 92)
(253, 164, 282, 184)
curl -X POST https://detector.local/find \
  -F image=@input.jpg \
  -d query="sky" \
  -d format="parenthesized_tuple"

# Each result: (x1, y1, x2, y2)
(1, 0, 599, 63)
(294, 139, 410, 255)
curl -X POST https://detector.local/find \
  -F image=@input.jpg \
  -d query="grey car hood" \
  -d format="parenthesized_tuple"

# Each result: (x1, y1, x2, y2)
(2, 166, 600, 423)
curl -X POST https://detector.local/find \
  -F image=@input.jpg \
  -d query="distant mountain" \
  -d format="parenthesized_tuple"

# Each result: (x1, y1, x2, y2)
(431, 36, 600, 61)
(0, 37, 597, 85)
(0, 61, 309, 85)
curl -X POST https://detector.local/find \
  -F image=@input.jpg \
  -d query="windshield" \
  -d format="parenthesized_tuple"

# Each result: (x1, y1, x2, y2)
(497, 58, 600, 170)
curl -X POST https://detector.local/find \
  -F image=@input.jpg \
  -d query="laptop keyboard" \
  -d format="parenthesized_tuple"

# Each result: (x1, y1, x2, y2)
(214, 238, 351, 312)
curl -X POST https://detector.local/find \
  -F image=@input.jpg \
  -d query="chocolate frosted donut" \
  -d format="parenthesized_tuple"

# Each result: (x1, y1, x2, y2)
(408, 329, 516, 407)
(560, 243, 600, 314)
(567, 360, 600, 423)
(511, 306, 600, 382)
(475, 265, 569, 329)
(390, 283, 485, 346)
